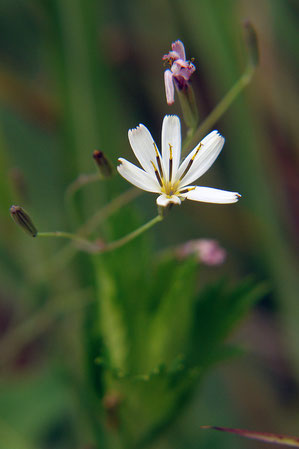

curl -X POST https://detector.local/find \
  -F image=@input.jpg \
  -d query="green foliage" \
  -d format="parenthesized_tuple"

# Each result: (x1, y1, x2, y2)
(189, 278, 268, 368)
(87, 210, 266, 446)
(0, 0, 298, 448)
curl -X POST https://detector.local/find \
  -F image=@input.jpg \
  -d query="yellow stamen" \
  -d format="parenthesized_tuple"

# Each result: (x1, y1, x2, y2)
(179, 187, 196, 194)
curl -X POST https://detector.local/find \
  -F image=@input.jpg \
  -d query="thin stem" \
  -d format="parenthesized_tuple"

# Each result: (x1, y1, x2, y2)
(36, 188, 143, 276)
(38, 230, 89, 244)
(37, 214, 163, 256)
(65, 172, 102, 225)
(183, 65, 255, 153)
(65, 172, 101, 199)
(177, 85, 199, 133)
(99, 214, 163, 253)
(78, 187, 141, 237)
(0, 289, 92, 369)
(37, 231, 100, 252)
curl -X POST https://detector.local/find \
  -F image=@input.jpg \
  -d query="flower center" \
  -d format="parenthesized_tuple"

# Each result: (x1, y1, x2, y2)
(150, 141, 201, 198)
(161, 180, 180, 197)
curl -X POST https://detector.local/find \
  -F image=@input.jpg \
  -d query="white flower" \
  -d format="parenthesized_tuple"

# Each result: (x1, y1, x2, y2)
(117, 115, 241, 208)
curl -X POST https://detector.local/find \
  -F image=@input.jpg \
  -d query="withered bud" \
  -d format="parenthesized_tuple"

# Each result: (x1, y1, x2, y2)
(10, 205, 38, 237)
(93, 150, 113, 178)
(243, 20, 259, 68)
(103, 392, 122, 430)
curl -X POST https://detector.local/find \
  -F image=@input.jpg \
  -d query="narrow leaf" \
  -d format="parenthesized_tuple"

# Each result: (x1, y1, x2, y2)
(201, 426, 299, 447)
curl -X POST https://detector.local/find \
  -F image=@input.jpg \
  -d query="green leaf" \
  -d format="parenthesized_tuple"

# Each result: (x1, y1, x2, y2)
(146, 257, 197, 368)
(189, 278, 268, 367)
(201, 426, 299, 448)
(94, 260, 128, 371)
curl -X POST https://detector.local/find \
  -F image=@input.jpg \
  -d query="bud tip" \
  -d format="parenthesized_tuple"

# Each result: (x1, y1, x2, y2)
(93, 150, 113, 177)
(243, 20, 259, 68)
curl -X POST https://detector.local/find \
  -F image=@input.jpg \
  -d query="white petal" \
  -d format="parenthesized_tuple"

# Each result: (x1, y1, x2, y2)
(177, 131, 225, 188)
(117, 158, 160, 193)
(128, 124, 161, 176)
(164, 70, 175, 105)
(156, 194, 181, 207)
(182, 186, 241, 204)
(161, 115, 181, 181)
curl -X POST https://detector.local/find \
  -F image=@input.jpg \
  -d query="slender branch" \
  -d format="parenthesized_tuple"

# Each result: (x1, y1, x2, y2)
(101, 215, 163, 253)
(38, 188, 143, 274)
(38, 230, 91, 245)
(64, 172, 102, 225)
(78, 187, 141, 237)
(183, 64, 255, 153)
(0, 289, 92, 369)
(37, 214, 163, 256)
(65, 172, 101, 200)
(37, 231, 102, 253)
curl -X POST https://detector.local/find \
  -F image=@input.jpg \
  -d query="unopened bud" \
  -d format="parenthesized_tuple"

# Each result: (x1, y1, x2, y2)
(93, 150, 113, 178)
(176, 239, 226, 266)
(243, 20, 259, 68)
(10, 205, 38, 237)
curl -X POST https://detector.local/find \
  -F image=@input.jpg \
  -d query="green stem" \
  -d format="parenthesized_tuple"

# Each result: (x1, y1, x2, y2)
(38, 230, 90, 245)
(78, 187, 141, 237)
(37, 214, 163, 256)
(100, 214, 163, 253)
(0, 289, 91, 369)
(183, 64, 255, 152)
(37, 231, 102, 254)
(65, 172, 101, 226)
(177, 84, 199, 133)
(37, 188, 142, 276)
(65, 172, 101, 200)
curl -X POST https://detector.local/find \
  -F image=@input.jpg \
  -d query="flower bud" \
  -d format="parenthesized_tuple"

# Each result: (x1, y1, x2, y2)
(93, 150, 113, 178)
(176, 239, 226, 266)
(10, 205, 38, 237)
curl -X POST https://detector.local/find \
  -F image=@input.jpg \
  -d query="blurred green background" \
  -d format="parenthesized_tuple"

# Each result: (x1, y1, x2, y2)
(0, 0, 299, 448)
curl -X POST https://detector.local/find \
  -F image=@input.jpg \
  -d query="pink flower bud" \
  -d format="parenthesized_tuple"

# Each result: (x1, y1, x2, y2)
(163, 40, 196, 105)
(176, 239, 226, 266)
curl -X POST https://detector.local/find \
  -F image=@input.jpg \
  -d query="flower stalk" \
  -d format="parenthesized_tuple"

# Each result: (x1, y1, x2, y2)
(100, 214, 163, 253)
(177, 84, 199, 132)
(183, 21, 259, 152)
(184, 64, 255, 152)
(36, 215, 163, 254)
(65, 172, 101, 201)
